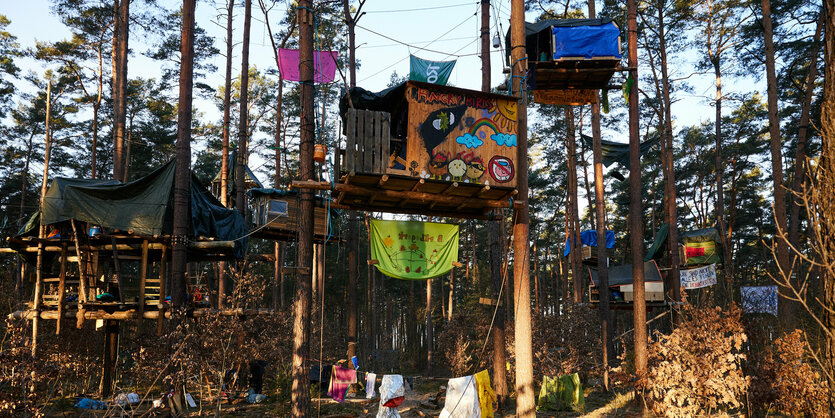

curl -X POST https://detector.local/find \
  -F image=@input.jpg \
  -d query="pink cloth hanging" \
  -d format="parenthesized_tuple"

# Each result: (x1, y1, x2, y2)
(277, 49, 338, 83)
(327, 365, 357, 403)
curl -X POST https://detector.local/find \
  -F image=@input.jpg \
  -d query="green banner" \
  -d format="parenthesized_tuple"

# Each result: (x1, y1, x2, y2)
(370, 219, 459, 280)
(409, 55, 456, 85)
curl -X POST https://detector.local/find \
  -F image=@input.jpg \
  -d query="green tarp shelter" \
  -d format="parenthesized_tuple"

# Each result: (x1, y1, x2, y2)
(645, 223, 669, 261)
(579, 134, 658, 170)
(681, 227, 722, 265)
(537, 373, 585, 412)
(18, 160, 248, 257)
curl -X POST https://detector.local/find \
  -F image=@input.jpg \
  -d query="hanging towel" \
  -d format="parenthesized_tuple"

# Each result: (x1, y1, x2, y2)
(440, 375, 481, 418)
(327, 365, 357, 403)
(377, 374, 406, 418)
(474, 370, 496, 418)
(537, 373, 585, 411)
(366, 372, 377, 399)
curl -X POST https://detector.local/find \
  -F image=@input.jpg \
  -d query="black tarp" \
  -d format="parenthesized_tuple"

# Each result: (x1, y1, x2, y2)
(579, 134, 658, 170)
(588, 260, 663, 287)
(338, 82, 409, 138)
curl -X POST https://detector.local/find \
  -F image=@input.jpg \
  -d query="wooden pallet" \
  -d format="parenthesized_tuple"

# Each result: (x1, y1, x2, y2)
(530, 57, 623, 91)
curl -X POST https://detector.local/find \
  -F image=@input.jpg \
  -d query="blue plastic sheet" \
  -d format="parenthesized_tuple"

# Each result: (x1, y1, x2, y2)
(564, 230, 615, 257)
(552, 22, 621, 59)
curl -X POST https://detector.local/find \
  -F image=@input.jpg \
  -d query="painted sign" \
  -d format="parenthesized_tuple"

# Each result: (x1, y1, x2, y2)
(405, 83, 518, 188)
(680, 263, 717, 290)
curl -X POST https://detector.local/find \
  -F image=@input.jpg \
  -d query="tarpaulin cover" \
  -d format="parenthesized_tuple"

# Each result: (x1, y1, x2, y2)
(563, 230, 615, 257)
(370, 220, 459, 280)
(339, 82, 409, 138)
(213, 150, 263, 189)
(25, 160, 248, 257)
(579, 134, 658, 170)
(377, 374, 406, 418)
(409, 55, 456, 85)
(277, 49, 337, 83)
(644, 223, 669, 261)
(741, 285, 778, 316)
(588, 260, 663, 287)
(552, 22, 621, 59)
(505, 18, 617, 65)
(537, 373, 584, 411)
(681, 227, 721, 265)
(440, 375, 481, 418)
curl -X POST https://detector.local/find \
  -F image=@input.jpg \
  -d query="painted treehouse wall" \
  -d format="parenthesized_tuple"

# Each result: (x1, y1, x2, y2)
(398, 81, 519, 189)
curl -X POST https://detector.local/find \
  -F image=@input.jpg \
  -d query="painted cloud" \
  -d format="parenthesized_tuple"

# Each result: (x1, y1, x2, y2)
(456, 133, 484, 149)
(491, 133, 517, 147)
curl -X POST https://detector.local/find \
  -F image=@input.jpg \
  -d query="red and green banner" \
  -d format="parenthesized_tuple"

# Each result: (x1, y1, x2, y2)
(370, 219, 459, 280)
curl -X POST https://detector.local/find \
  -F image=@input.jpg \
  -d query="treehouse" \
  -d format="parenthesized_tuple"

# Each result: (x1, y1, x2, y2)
(3, 161, 250, 329)
(248, 188, 337, 242)
(588, 260, 668, 308)
(305, 80, 519, 219)
(510, 19, 623, 105)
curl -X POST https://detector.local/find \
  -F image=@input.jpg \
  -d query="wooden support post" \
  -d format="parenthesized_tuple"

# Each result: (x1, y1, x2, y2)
(410, 178, 425, 192)
(32, 242, 44, 356)
(157, 245, 167, 336)
(138, 239, 148, 316)
(70, 221, 87, 329)
(441, 181, 458, 195)
(56, 243, 68, 335)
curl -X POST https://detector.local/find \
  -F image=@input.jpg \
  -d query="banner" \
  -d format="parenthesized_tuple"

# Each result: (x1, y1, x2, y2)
(370, 219, 459, 280)
(277, 49, 337, 83)
(680, 263, 717, 290)
(741, 285, 778, 316)
(409, 55, 456, 85)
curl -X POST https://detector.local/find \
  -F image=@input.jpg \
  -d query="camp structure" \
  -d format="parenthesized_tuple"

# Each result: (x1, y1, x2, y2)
(564, 229, 616, 265)
(680, 227, 722, 267)
(4, 161, 249, 327)
(291, 81, 520, 219)
(247, 188, 337, 242)
(508, 19, 623, 105)
(210, 150, 264, 207)
(588, 261, 667, 308)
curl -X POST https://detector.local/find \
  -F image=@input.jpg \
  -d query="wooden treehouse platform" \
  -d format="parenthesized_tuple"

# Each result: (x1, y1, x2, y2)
(2, 232, 254, 332)
(529, 57, 623, 91)
(328, 81, 522, 218)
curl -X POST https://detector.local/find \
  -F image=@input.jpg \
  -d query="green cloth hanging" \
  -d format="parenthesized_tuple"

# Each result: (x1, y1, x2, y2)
(537, 373, 585, 412)
(622, 76, 634, 105)
(370, 219, 459, 280)
(602, 89, 610, 114)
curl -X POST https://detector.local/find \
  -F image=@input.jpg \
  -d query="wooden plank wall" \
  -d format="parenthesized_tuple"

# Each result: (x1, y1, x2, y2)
(344, 108, 391, 175)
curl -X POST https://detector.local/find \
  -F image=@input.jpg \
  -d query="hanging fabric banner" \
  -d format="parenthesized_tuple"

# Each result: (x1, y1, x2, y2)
(680, 263, 717, 290)
(741, 285, 778, 316)
(409, 55, 456, 85)
(277, 49, 337, 83)
(370, 219, 459, 280)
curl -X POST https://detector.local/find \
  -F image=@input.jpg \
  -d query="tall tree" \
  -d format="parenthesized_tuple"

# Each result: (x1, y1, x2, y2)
(291, 1, 315, 415)
(112, 0, 129, 181)
(236, 0, 252, 214)
(171, 0, 196, 307)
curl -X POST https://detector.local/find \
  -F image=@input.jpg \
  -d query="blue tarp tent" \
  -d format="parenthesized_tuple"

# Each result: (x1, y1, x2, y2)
(564, 230, 615, 257)
(552, 21, 622, 59)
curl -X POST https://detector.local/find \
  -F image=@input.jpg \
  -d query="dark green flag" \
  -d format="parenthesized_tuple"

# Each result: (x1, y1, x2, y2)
(409, 55, 456, 85)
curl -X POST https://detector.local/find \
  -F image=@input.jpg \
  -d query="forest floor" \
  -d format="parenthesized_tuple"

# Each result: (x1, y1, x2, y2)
(45, 378, 648, 417)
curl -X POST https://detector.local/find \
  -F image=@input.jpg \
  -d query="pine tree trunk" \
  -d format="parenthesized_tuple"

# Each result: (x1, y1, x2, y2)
(112, 0, 128, 181)
(566, 107, 583, 303)
(291, 3, 315, 415)
(235, 0, 252, 214)
(761, 0, 792, 325)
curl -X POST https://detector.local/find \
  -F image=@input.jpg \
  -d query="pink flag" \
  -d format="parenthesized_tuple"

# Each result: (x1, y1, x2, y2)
(277, 49, 338, 83)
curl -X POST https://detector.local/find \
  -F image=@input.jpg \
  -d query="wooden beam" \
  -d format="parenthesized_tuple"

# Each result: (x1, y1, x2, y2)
(441, 181, 458, 195)
(9, 307, 280, 321)
(292, 181, 511, 209)
(377, 174, 389, 187)
(410, 178, 425, 191)
(157, 245, 166, 335)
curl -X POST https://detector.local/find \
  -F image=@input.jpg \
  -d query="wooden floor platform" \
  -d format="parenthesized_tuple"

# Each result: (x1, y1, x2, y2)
(530, 58, 623, 90)
(293, 173, 518, 219)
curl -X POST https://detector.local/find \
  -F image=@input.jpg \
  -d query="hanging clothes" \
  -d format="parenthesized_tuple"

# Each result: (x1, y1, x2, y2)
(536, 373, 585, 411)
(366, 372, 377, 399)
(474, 370, 496, 418)
(440, 375, 481, 418)
(327, 365, 357, 403)
(377, 374, 406, 418)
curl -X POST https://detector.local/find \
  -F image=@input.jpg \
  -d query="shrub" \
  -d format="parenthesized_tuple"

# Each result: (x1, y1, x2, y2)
(643, 303, 749, 416)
